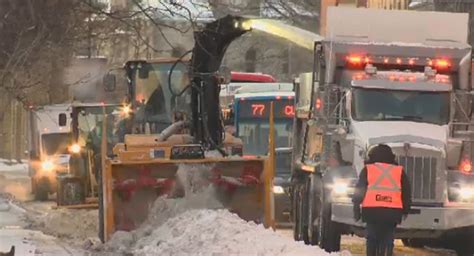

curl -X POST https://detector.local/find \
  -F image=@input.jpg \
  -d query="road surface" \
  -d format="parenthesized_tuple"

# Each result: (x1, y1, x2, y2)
(0, 161, 84, 255)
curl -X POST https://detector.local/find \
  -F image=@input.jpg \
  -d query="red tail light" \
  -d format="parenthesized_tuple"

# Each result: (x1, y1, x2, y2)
(315, 98, 322, 110)
(460, 159, 472, 173)
(347, 56, 362, 65)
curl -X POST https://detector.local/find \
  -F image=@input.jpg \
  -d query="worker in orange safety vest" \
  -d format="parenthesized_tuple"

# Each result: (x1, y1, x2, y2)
(352, 144, 411, 256)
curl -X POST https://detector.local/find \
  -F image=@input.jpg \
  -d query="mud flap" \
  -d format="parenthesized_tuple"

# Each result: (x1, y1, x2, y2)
(102, 158, 272, 241)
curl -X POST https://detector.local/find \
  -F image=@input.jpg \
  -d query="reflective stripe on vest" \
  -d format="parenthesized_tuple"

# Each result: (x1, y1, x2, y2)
(361, 163, 403, 209)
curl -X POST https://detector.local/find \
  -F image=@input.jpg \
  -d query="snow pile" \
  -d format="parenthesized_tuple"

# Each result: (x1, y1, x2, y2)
(134, 209, 334, 256)
(93, 164, 345, 256)
(0, 159, 28, 173)
(28, 208, 98, 241)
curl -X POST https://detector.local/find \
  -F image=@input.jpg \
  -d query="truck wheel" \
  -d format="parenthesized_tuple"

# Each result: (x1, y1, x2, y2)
(299, 183, 310, 244)
(293, 185, 308, 243)
(318, 192, 341, 252)
(34, 178, 49, 201)
(307, 175, 322, 245)
(292, 184, 303, 241)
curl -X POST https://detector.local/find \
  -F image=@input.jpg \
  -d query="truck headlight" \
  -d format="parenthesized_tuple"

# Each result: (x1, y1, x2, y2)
(41, 160, 55, 172)
(69, 143, 81, 154)
(273, 185, 285, 194)
(333, 182, 350, 195)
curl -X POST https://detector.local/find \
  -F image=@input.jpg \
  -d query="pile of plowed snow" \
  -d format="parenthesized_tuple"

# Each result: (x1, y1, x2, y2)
(91, 164, 343, 256)
(133, 209, 334, 256)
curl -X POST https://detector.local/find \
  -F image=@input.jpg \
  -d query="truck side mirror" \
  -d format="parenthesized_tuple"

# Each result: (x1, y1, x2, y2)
(58, 113, 67, 127)
(103, 73, 116, 92)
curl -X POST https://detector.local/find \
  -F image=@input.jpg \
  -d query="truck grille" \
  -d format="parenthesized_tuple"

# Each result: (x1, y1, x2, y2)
(396, 155, 437, 202)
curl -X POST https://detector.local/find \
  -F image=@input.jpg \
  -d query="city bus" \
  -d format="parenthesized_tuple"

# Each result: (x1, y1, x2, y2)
(233, 83, 294, 156)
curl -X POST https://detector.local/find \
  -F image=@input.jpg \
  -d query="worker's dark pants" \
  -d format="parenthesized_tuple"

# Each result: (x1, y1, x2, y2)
(366, 222, 395, 256)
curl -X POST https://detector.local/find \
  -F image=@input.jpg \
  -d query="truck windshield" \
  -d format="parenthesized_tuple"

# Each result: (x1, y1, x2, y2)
(132, 62, 190, 132)
(42, 133, 71, 155)
(352, 88, 450, 125)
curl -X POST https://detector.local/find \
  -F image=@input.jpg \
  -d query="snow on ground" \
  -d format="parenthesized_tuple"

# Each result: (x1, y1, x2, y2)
(25, 207, 98, 242)
(133, 209, 337, 256)
(92, 164, 345, 256)
(0, 159, 28, 173)
(0, 196, 83, 255)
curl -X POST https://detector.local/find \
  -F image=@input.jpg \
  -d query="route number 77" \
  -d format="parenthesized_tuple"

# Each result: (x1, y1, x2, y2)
(252, 104, 265, 116)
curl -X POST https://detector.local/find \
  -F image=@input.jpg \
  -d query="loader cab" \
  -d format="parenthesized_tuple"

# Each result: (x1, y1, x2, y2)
(124, 59, 192, 134)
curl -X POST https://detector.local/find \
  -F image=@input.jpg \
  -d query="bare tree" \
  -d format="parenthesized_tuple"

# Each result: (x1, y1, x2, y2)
(0, 0, 91, 106)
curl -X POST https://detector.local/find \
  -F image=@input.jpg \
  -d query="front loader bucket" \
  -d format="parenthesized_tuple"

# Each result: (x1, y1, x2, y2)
(101, 157, 273, 241)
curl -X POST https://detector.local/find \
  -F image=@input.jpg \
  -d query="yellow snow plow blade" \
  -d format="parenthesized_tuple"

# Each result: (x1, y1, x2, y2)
(101, 151, 274, 241)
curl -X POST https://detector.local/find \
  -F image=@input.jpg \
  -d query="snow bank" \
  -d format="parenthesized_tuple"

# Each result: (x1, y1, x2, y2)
(93, 164, 346, 256)
(134, 209, 334, 256)
(0, 159, 28, 173)
(27, 208, 98, 241)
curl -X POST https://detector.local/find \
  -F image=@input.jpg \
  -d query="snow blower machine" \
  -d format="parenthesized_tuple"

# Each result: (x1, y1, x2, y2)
(99, 16, 276, 242)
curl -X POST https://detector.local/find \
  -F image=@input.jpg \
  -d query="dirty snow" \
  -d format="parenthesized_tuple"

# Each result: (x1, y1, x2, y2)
(134, 209, 336, 256)
(26, 208, 98, 241)
(93, 164, 341, 256)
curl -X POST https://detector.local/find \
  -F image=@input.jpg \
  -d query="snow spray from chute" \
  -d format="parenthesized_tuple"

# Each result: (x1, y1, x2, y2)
(235, 18, 323, 50)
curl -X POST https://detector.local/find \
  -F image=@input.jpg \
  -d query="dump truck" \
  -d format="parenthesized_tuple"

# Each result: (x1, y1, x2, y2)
(291, 7, 474, 255)
(27, 104, 72, 201)
(99, 16, 276, 242)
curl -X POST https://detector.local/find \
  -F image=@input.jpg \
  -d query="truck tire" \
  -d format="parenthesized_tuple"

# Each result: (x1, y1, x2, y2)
(293, 184, 308, 244)
(299, 183, 310, 244)
(318, 189, 341, 252)
(292, 184, 301, 241)
(33, 178, 49, 201)
(307, 174, 322, 245)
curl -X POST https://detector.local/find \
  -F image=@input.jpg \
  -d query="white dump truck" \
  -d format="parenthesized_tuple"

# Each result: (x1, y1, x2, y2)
(28, 104, 72, 200)
(291, 7, 474, 255)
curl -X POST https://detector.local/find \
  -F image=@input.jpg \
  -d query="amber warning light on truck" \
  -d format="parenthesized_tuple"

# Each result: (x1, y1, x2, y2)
(345, 55, 452, 71)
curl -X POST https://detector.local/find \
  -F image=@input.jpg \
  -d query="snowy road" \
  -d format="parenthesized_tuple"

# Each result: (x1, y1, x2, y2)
(0, 161, 83, 255)
(0, 160, 459, 255)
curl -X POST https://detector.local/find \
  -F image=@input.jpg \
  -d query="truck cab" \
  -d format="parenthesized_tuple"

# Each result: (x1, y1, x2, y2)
(28, 104, 72, 201)
(290, 7, 474, 254)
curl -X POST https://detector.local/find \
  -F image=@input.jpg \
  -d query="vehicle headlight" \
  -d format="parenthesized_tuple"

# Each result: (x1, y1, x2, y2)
(121, 104, 132, 116)
(273, 185, 285, 194)
(69, 143, 81, 154)
(459, 187, 474, 200)
(333, 182, 350, 195)
(41, 160, 55, 171)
